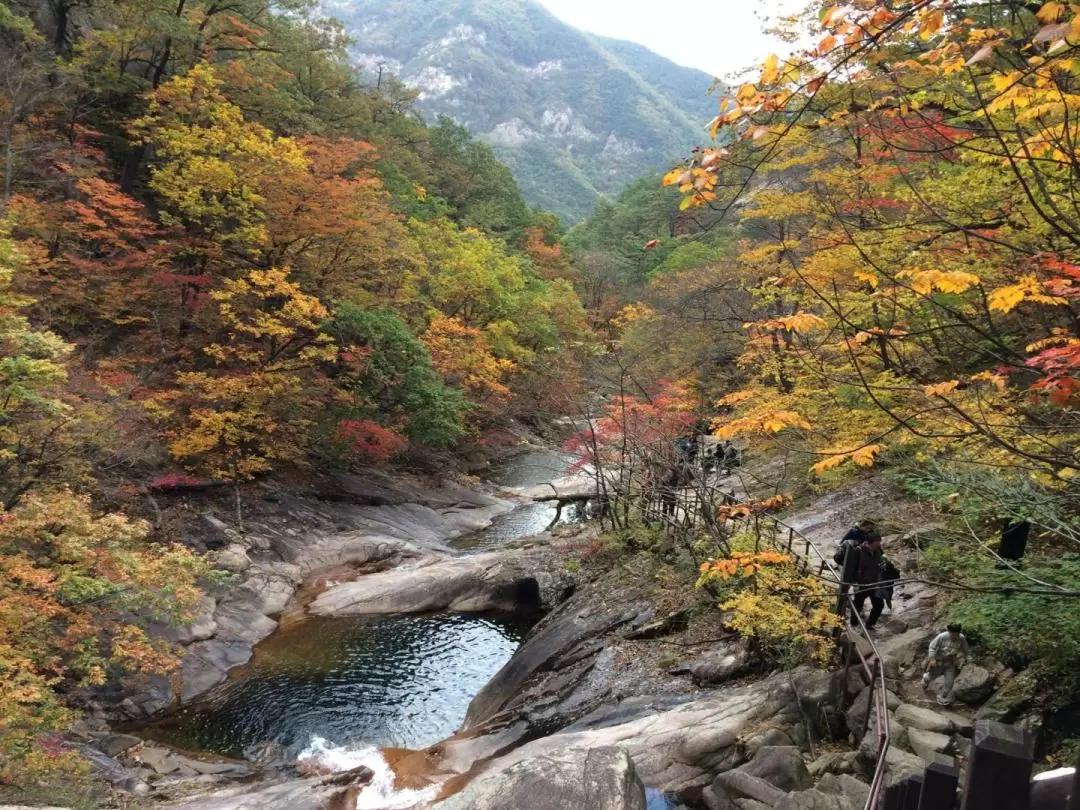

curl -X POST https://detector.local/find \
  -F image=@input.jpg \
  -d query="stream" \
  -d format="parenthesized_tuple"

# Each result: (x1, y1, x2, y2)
(141, 450, 574, 783)
(140, 448, 674, 808)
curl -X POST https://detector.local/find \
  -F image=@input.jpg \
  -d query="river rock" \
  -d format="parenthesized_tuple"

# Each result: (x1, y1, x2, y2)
(465, 596, 654, 727)
(686, 643, 750, 685)
(212, 544, 251, 572)
(894, 703, 954, 734)
(92, 733, 142, 758)
(907, 727, 952, 762)
(739, 745, 811, 792)
(310, 551, 554, 617)
(704, 770, 786, 809)
(434, 746, 646, 810)
(952, 665, 994, 704)
(773, 788, 856, 810)
(816, 774, 870, 809)
(163, 766, 375, 810)
(742, 728, 795, 759)
(808, 751, 856, 778)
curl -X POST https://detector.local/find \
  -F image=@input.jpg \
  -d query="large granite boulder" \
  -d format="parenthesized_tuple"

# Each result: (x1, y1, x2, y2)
(739, 745, 811, 792)
(458, 667, 837, 796)
(433, 747, 646, 810)
(309, 550, 558, 617)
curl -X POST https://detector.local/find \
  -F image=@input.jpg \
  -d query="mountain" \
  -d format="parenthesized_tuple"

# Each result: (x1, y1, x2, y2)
(326, 0, 719, 223)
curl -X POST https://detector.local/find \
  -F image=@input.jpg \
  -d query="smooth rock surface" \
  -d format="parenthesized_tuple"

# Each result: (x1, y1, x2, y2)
(461, 668, 836, 795)
(433, 746, 647, 810)
(309, 551, 554, 617)
(163, 766, 374, 810)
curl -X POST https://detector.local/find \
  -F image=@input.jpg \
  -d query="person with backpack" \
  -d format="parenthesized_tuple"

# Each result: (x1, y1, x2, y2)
(833, 519, 879, 566)
(849, 534, 886, 630)
(877, 555, 901, 611)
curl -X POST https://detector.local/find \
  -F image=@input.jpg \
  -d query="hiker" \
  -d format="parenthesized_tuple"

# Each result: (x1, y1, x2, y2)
(877, 554, 901, 611)
(718, 440, 740, 474)
(922, 623, 971, 706)
(834, 519, 880, 566)
(850, 534, 885, 631)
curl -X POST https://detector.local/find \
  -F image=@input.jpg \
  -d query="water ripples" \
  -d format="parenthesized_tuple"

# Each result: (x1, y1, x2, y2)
(146, 613, 533, 758)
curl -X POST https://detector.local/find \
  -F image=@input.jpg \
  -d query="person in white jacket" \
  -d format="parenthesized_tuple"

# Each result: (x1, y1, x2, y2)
(922, 623, 971, 706)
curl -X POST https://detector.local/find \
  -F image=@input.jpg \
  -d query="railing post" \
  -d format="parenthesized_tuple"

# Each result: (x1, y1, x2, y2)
(960, 721, 1034, 810)
(902, 773, 925, 810)
(919, 760, 959, 810)
(885, 782, 907, 810)
(787, 525, 794, 552)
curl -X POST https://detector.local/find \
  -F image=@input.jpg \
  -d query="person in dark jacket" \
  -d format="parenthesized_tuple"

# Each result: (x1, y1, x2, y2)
(834, 519, 879, 565)
(877, 555, 901, 611)
(850, 535, 885, 630)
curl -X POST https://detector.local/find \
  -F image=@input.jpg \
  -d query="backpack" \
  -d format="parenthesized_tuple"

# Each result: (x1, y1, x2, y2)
(833, 535, 858, 565)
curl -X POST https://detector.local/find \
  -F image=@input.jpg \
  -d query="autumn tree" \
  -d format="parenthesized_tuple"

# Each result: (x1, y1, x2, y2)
(0, 222, 76, 508)
(168, 267, 336, 516)
(661, 0, 1080, 535)
(0, 489, 207, 782)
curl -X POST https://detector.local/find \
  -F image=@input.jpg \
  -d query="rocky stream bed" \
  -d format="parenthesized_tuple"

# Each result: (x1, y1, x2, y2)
(44, 455, 1019, 810)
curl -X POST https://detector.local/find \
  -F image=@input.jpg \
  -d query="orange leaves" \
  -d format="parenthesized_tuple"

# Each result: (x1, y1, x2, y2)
(716, 410, 812, 439)
(920, 8, 946, 40)
(0, 489, 207, 778)
(716, 494, 793, 522)
(809, 444, 884, 474)
(754, 312, 829, 334)
(898, 269, 982, 296)
(422, 315, 515, 401)
(761, 53, 781, 85)
(1037, 2, 1066, 22)
(924, 379, 960, 397)
(698, 550, 791, 582)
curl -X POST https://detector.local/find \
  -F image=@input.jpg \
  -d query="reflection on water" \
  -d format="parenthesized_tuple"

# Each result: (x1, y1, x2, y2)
(454, 449, 580, 549)
(143, 613, 535, 758)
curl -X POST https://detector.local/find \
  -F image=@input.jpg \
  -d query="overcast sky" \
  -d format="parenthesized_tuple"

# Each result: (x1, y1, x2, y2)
(535, 0, 805, 79)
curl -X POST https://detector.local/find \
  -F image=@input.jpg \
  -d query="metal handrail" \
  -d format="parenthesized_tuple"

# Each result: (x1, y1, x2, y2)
(589, 472, 892, 808)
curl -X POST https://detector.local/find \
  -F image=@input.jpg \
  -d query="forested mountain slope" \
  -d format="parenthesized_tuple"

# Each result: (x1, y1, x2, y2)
(328, 0, 719, 221)
(0, 0, 591, 785)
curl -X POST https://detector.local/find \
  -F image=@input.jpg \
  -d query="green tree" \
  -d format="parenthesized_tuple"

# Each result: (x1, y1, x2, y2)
(326, 305, 466, 447)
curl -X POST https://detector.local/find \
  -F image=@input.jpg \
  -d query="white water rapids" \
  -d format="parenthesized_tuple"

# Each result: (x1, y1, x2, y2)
(298, 736, 439, 809)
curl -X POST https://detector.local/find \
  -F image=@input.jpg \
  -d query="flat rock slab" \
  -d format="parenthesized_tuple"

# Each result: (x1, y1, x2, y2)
(163, 766, 374, 810)
(310, 551, 548, 617)
(433, 746, 647, 810)
(895, 703, 955, 734)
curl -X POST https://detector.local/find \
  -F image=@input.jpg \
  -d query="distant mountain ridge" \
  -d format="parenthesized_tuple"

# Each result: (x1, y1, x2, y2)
(326, 0, 719, 222)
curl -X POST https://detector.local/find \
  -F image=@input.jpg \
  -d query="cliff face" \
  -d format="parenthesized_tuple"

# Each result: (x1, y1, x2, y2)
(327, 0, 719, 222)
